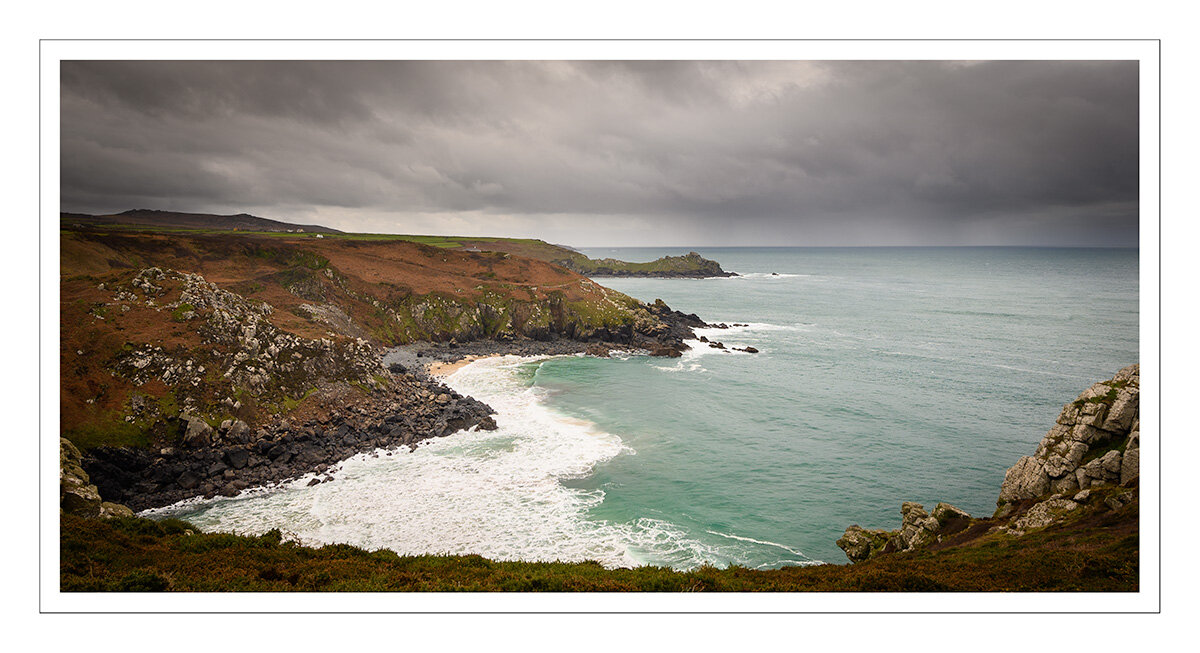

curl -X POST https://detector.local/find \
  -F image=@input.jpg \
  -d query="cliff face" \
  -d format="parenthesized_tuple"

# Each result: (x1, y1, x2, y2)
(996, 364, 1140, 515)
(837, 364, 1140, 564)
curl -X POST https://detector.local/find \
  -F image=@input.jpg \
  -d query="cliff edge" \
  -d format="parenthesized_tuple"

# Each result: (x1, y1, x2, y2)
(838, 364, 1140, 564)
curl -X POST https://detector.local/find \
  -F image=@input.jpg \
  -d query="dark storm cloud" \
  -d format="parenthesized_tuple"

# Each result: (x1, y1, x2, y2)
(60, 60, 1139, 246)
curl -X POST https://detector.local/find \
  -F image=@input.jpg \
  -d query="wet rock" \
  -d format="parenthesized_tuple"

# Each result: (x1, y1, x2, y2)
(586, 343, 613, 357)
(476, 415, 498, 431)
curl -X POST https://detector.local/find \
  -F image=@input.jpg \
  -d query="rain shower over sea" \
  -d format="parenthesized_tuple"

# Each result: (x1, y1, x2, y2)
(149, 247, 1138, 568)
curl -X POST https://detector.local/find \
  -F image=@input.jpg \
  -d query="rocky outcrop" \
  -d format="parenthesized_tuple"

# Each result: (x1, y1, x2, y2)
(114, 268, 385, 412)
(837, 502, 973, 563)
(996, 364, 1139, 517)
(84, 370, 497, 512)
(1009, 496, 1082, 534)
(837, 364, 1139, 563)
(835, 526, 892, 564)
(61, 438, 132, 519)
(384, 297, 706, 364)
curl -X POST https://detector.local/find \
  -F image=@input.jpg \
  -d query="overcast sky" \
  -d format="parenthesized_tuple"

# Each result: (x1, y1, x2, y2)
(60, 60, 1139, 247)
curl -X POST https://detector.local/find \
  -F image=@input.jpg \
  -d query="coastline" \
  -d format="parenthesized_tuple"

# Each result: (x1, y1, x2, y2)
(149, 350, 655, 567)
(428, 354, 501, 378)
(89, 305, 711, 514)
(61, 357, 1142, 589)
(88, 369, 500, 513)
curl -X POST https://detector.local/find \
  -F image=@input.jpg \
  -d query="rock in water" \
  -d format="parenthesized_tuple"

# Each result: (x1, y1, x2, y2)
(649, 345, 682, 357)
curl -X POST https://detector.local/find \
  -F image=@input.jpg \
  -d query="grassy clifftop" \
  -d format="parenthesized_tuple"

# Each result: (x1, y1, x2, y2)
(62, 229, 665, 346)
(63, 212, 735, 278)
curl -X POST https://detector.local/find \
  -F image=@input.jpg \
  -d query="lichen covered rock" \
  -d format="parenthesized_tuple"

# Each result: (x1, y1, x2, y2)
(1010, 497, 1080, 533)
(995, 364, 1139, 516)
(836, 365, 1139, 562)
(836, 525, 892, 564)
(61, 437, 131, 518)
(837, 501, 973, 563)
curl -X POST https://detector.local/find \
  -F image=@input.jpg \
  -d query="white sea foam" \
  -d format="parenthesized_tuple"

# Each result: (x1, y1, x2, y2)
(705, 530, 818, 561)
(724, 272, 809, 279)
(694, 322, 807, 338)
(145, 354, 730, 569)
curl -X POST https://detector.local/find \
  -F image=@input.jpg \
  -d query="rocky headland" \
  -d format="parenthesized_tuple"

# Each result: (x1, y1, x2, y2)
(61, 224, 712, 516)
(837, 364, 1140, 564)
(553, 251, 737, 278)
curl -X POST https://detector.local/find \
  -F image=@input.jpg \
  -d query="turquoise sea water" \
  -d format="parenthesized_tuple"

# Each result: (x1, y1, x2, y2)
(152, 247, 1138, 569)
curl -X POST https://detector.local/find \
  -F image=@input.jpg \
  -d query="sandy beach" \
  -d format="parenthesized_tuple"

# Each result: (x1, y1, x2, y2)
(427, 354, 499, 378)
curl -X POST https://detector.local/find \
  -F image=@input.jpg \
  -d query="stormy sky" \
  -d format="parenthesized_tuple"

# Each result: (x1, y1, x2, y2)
(60, 60, 1139, 247)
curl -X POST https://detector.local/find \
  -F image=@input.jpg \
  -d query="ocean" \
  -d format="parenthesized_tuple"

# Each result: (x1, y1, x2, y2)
(147, 247, 1139, 569)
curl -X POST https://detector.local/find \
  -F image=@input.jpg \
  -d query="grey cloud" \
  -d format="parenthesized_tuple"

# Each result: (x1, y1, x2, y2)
(60, 60, 1138, 246)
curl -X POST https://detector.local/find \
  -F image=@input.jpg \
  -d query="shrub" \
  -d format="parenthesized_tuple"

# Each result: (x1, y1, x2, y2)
(112, 569, 170, 592)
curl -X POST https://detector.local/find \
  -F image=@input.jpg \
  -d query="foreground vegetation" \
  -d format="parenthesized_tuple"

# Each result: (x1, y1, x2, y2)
(61, 493, 1137, 591)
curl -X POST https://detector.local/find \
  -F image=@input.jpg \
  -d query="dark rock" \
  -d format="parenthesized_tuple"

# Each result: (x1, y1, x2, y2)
(177, 471, 200, 490)
(650, 345, 683, 357)
(228, 420, 253, 443)
(224, 448, 250, 470)
(476, 415, 498, 431)
(586, 343, 612, 357)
